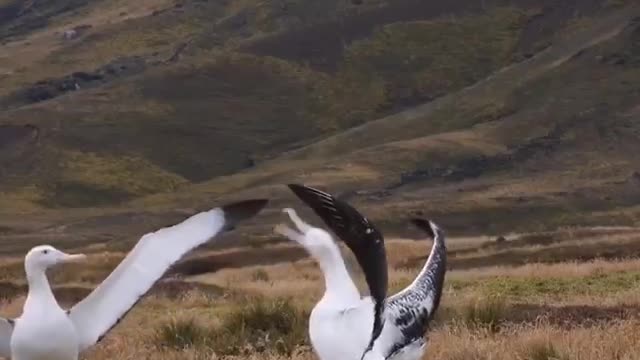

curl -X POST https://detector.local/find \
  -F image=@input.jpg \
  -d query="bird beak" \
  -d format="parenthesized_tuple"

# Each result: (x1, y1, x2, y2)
(62, 253, 87, 263)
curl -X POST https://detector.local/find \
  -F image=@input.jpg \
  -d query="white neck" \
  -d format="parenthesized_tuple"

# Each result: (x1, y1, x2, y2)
(316, 245, 361, 305)
(24, 266, 58, 313)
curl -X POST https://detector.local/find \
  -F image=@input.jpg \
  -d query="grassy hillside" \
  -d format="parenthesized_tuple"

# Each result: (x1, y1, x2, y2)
(0, 0, 639, 250)
(2, 2, 640, 359)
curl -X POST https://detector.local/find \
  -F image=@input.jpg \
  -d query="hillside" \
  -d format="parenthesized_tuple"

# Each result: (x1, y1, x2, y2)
(0, 0, 639, 253)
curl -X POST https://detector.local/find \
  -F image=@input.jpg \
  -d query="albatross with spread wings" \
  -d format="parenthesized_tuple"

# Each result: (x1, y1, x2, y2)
(274, 184, 446, 360)
(0, 198, 267, 360)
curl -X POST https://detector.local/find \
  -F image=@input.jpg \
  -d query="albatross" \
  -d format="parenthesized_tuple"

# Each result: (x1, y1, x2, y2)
(0, 198, 268, 360)
(274, 184, 446, 360)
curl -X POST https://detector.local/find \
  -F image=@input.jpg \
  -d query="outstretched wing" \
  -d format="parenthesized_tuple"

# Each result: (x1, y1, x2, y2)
(287, 184, 388, 352)
(68, 199, 268, 351)
(0, 317, 13, 358)
(382, 219, 447, 359)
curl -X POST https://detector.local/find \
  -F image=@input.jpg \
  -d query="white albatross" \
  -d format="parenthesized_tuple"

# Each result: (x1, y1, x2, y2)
(274, 184, 446, 360)
(0, 198, 268, 360)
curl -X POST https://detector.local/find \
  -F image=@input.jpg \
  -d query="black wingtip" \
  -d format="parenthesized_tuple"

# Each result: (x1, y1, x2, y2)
(287, 183, 388, 349)
(287, 183, 303, 191)
(287, 183, 326, 201)
(410, 218, 442, 239)
(221, 199, 269, 230)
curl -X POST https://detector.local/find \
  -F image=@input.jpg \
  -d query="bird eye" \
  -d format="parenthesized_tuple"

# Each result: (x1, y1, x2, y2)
(42, 250, 49, 255)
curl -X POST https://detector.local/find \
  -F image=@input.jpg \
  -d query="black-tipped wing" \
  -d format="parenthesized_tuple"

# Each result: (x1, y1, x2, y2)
(222, 199, 270, 231)
(287, 184, 388, 350)
(382, 218, 447, 359)
(69, 199, 268, 351)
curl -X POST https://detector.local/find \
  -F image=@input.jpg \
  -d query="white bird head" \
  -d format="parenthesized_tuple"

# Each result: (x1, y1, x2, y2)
(274, 208, 341, 261)
(25, 245, 87, 273)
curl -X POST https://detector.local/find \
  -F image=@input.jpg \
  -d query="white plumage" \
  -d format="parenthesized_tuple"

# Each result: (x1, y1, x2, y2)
(278, 184, 446, 360)
(275, 214, 375, 359)
(0, 199, 267, 360)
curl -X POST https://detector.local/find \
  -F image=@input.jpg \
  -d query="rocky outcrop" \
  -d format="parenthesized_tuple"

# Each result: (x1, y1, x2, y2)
(7, 56, 146, 106)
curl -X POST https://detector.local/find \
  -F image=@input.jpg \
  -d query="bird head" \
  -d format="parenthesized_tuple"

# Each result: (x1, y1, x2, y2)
(25, 245, 87, 273)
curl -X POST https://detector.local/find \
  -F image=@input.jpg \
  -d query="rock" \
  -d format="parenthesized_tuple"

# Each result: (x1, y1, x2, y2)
(25, 85, 55, 102)
(15, 56, 145, 105)
(71, 71, 103, 82)
(62, 29, 77, 40)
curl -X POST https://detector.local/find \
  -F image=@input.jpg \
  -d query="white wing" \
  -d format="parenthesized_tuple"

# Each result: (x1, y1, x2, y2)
(0, 317, 12, 358)
(68, 199, 267, 351)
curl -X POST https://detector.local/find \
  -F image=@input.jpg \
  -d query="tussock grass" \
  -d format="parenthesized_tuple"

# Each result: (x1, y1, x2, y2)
(252, 268, 270, 282)
(154, 317, 207, 350)
(212, 296, 308, 355)
(1, 231, 640, 359)
(519, 339, 567, 360)
(150, 296, 308, 356)
(458, 296, 507, 333)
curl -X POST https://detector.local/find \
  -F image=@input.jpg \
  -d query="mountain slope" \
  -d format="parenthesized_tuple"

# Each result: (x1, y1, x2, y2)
(0, 0, 639, 253)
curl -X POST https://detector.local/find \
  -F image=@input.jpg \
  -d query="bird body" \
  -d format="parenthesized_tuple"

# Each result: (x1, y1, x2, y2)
(275, 217, 372, 360)
(278, 184, 446, 360)
(309, 297, 375, 360)
(0, 199, 267, 360)
(12, 312, 78, 360)
(11, 302, 79, 360)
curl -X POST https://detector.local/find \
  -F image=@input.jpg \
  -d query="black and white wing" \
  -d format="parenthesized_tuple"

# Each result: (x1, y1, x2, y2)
(0, 317, 12, 358)
(68, 199, 268, 351)
(381, 219, 447, 359)
(287, 184, 388, 352)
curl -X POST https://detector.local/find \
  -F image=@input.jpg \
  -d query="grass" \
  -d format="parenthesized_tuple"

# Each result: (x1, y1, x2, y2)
(1, 1, 640, 359)
(3, 228, 640, 359)
(154, 317, 208, 350)
(519, 339, 567, 360)
(342, 7, 530, 108)
(47, 150, 187, 206)
(151, 296, 308, 356)
(459, 296, 507, 333)
(1, 0, 637, 238)
(478, 272, 640, 300)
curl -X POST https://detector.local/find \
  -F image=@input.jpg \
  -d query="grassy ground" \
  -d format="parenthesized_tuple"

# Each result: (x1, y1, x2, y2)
(1, 2, 640, 358)
(1, 225, 640, 359)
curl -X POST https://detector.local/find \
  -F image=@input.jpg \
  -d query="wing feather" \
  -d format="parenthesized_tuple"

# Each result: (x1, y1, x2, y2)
(287, 184, 387, 354)
(382, 219, 446, 358)
(69, 199, 267, 351)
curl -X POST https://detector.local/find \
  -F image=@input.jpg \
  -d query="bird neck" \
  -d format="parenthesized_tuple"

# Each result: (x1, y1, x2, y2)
(24, 266, 58, 311)
(316, 245, 360, 304)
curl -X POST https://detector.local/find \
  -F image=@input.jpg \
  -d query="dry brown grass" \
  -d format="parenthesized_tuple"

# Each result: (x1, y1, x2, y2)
(1, 226, 640, 359)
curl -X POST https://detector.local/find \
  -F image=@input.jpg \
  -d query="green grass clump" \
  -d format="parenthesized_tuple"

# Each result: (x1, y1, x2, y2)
(151, 296, 308, 355)
(154, 317, 208, 350)
(251, 268, 270, 282)
(459, 296, 506, 333)
(212, 296, 308, 355)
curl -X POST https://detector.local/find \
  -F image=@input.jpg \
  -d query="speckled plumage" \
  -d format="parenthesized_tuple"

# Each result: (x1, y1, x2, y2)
(373, 219, 446, 360)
